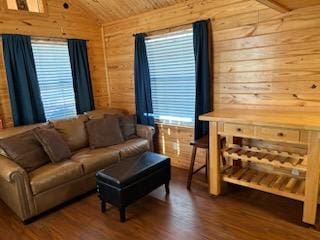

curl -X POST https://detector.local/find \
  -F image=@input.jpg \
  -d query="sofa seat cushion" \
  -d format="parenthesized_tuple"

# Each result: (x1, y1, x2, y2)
(110, 138, 149, 159)
(71, 147, 120, 174)
(29, 161, 84, 195)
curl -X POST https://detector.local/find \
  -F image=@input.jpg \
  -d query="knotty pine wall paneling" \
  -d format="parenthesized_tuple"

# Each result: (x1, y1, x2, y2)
(102, 0, 320, 169)
(0, 0, 108, 127)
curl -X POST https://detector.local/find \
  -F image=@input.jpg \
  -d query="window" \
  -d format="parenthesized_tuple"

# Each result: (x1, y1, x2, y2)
(145, 29, 196, 126)
(32, 40, 77, 120)
(6, 0, 45, 13)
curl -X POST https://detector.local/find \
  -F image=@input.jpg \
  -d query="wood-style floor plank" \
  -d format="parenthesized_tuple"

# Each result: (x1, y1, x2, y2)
(0, 167, 319, 240)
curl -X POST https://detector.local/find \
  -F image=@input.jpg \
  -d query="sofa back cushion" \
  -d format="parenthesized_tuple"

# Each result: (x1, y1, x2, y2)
(34, 128, 72, 163)
(0, 123, 48, 140)
(50, 115, 88, 152)
(85, 108, 126, 120)
(86, 115, 124, 149)
(0, 129, 50, 172)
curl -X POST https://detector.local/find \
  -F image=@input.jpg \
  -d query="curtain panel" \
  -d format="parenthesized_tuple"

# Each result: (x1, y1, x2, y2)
(68, 39, 95, 114)
(134, 33, 154, 126)
(2, 34, 45, 126)
(193, 20, 212, 140)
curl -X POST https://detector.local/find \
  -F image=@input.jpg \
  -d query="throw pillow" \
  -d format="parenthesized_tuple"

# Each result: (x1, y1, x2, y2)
(86, 115, 124, 149)
(118, 115, 137, 140)
(34, 128, 72, 163)
(0, 130, 50, 172)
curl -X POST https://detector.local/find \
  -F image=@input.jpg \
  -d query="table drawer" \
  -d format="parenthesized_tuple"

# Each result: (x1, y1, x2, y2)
(223, 123, 254, 136)
(255, 126, 300, 142)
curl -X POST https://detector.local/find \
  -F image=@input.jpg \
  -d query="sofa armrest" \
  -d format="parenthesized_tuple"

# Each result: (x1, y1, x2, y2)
(0, 155, 26, 183)
(136, 124, 155, 151)
(0, 155, 35, 221)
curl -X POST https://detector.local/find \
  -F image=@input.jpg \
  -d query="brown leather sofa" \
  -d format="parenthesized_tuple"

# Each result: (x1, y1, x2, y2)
(0, 109, 155, 221)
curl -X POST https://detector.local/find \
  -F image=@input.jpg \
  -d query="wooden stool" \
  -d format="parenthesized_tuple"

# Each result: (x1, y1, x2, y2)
(187, 135, 209, 190)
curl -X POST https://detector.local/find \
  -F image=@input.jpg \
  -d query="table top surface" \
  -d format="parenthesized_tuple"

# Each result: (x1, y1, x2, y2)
(199, 109, 320, 131)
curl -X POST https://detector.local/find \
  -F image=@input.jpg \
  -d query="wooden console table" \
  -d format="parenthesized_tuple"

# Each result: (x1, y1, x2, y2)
(200, 109, 320, 225)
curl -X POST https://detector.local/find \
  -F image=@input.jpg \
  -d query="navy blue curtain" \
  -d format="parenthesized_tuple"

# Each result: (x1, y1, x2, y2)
(68, 39, 95, 114)
(193, 20, 212, 140)
(2, 34, 45, 126)
(134, 33, 154, 126)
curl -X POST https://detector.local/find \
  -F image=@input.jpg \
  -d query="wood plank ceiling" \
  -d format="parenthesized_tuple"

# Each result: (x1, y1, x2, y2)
(256, 0, 320, 12)
(77, 0, 320, 23)
(76, 0, 187, 23)
(275, 0, 320, 10)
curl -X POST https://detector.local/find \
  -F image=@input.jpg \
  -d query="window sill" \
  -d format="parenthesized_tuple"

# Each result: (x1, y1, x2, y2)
(155, 120, 194, 129)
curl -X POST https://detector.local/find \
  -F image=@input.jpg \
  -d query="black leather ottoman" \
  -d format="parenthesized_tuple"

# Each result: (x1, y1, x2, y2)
(96, 152, 171, 222)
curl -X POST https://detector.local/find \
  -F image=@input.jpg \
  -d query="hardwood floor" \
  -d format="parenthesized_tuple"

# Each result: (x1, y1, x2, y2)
(0, 167, 319, 240)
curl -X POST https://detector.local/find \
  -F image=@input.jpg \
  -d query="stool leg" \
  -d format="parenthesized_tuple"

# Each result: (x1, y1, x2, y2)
(120, 207, 126, 223)
(187, 145, 197, 190)
(101, 200, 106, 213)
(205, 148, 209, 181)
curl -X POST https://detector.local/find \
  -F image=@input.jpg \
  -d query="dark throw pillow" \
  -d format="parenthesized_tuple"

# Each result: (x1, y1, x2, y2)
(119, 115, 137, 140)
(0, 130, 50, 172)
(34, 128, 72, 163)
(104, 114, 137, 140)
(86, 115, 124, 149)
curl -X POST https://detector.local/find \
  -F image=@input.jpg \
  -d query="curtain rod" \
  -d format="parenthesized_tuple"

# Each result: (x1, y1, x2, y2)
(132, 18, 213, 37)
(32, 36, 89, 42)
(0, 34, 89, 42)
(32, 36, 68, 42)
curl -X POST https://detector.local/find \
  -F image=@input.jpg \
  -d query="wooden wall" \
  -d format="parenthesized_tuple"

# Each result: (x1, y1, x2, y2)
(0, 0, 108, 127)
(102, 0, 320, 169)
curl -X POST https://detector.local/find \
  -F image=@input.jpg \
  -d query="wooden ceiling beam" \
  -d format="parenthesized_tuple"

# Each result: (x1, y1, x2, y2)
(256, 0, 291, 13)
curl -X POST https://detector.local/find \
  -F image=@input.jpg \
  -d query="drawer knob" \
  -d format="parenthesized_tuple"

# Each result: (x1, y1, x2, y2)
(237, 128, 242, 132)
(277, 132, 284, 137)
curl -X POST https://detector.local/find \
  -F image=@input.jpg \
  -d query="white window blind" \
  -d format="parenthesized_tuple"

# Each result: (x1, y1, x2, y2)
(145, 29, 196, 126)
(32, 40, 77, 120)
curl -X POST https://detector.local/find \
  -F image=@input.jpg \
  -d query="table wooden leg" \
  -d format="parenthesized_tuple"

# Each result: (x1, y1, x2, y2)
(209, 122, 221, 195)
(303, 132, 320, 224)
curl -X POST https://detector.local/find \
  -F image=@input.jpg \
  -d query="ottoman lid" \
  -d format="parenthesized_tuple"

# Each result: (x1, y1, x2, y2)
(96, 152, 170, 187)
